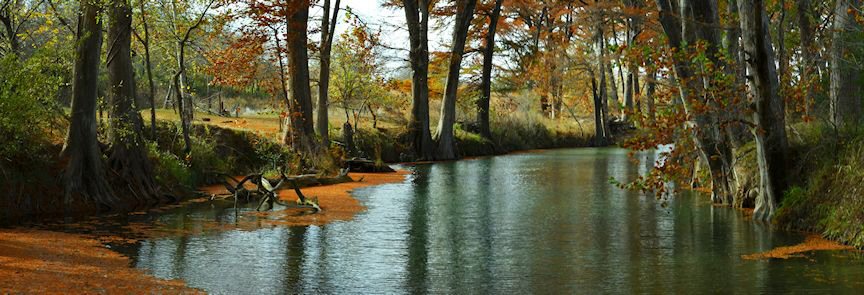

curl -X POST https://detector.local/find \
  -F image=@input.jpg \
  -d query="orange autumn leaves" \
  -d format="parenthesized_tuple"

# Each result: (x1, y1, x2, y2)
(206, 35, 265, 89)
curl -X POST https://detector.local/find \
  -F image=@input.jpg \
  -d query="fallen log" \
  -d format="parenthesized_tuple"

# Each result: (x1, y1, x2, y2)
(213, 169, 353, 213)
(346, 158, 395, 173)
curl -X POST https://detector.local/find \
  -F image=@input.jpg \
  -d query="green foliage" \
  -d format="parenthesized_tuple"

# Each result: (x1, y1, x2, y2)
(148, 142, 194, 187)
(188, 133, 232, 179)
(353, 127, 398, 163)
(252, 136, 298, 176)
(775, 123, 864, 247)
(0, 54, 67, 160)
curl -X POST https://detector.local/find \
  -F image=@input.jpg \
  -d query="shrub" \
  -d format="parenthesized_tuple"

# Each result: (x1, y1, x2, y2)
(0, 54, 67, 160)
(148, 142, 194, 188)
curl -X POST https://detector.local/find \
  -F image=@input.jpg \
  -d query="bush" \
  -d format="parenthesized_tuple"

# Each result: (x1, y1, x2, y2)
(774, 123, 864, 247)
(0, 54, 67, 160)
(149, 142, 194, 188)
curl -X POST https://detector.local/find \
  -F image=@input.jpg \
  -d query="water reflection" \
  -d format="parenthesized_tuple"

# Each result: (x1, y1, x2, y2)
(118, 148, 864, 294)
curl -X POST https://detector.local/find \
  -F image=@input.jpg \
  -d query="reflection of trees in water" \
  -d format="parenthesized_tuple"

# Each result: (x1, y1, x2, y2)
(116, 149, 854, 293)
(282, 226, 308, 293)
(405, 165, 430, 293)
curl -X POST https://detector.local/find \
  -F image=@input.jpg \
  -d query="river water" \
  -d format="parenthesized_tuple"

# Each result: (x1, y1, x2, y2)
(115, 148, 864, 294)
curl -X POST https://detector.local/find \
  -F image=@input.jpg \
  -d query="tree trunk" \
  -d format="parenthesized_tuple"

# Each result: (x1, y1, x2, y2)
(434, 0, 477, 160)
(777, 0, 789, 90)
(0, 6, 19, 57)
(107, 0, 159, 206)
(591, 70, 606, 146)
(737, 0, 789, 220)
(645, 69, 656, 122)
(173, 70, 192, 154)
(284, 1, 318, 154)
(135, 0, 157, 138)
(605, 50, 619, 118)
(317, 0, 341, 148)
(596, 21, 612, 144)
(796, 0, 814, 117)
(656, 0, 735, 205)
(476, 0, 503, 140)
(273, 26, 292, 145)
(61, 0, 117, 209)
(830, 0, 862, 125)
(403, 0, 435, 160)
(724, 0, 747, 147)
(624, 0, 642, 121)
(342, 121, 354, 154)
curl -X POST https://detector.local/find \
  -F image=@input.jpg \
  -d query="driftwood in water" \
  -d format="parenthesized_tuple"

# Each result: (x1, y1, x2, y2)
(215, 169, 353, 212)
(346, 158, 395, 173)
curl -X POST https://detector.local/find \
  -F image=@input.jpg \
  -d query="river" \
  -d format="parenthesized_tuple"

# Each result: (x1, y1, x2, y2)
(112, 148, 864, 294)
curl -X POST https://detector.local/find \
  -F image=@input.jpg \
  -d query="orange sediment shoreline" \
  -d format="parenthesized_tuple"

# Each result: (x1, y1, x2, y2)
(0, 170, 409, 293)
(741, 234, 856, 260)
(240, 170, 411, 227)
(0, 229, 200, 293)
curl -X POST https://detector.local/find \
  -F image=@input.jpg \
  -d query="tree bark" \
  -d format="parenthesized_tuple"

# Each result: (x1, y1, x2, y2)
(271, 26, 291, 141)
(777, 0, 788, 85)
(796, 0, 814, 117)
(61, 0, 117, 209)
(317, 0, 341, 148)
(107, 0, 159, 206)
(591, 70, 607, 146)
(624, 0, 642, 121)
(284, 1, 318, 154)
(737, 0, 789, 220)
(605, 49, 619, 118)
(403, 0, 435, 160)
(830, 0, 862, 125)
(133, 0, 157, 138)
(596, 18, 612, 144)
(0, 4, 19, 57)
(656, 0, 735, 205)
(723, 0, 747, 147)
(645, 69, 656, 122)
(434, 0, 477, 160)
(476, 0, 503, 140)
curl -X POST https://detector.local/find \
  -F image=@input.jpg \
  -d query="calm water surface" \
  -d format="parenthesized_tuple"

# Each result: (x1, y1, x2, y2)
(115, 148, 864, 294)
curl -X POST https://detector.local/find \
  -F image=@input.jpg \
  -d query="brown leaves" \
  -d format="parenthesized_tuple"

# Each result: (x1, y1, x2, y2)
(204, 34, 265, 88)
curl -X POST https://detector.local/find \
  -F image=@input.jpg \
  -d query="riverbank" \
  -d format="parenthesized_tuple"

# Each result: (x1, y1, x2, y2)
(0, 229, 198, 293)
(0, 169, 409, 293)
(1, 108, 596, 221)
(732, 123, 864, 248)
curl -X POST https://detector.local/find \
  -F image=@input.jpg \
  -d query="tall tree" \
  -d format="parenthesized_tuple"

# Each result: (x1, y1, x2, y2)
(316, 0, 341, 147)
(106, 0, 158, 205)
(796, 0, 814, 117)
(133, 0, 157, 139)
(737, 0, 788, 220)
(476, 0, 503, 140)
(171, 0, 215, 154)
(435, 0, 478, 160)
(283, 0, 318, 153)
(593, 11, 612, 145)
(656, 0, 735, 205)
(403, 0, 434, 160)
(623, 0, 643, 121)
(61, 0, 116, 208)
(830, 0, 862, 125)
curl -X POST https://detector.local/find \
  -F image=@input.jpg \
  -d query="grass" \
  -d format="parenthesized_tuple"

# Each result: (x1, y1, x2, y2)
(774, 123, 864, 247)
(145, 105, 597, 164)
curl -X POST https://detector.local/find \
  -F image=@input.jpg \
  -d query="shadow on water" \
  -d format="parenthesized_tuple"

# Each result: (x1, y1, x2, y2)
(100, 148, 864, 294)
